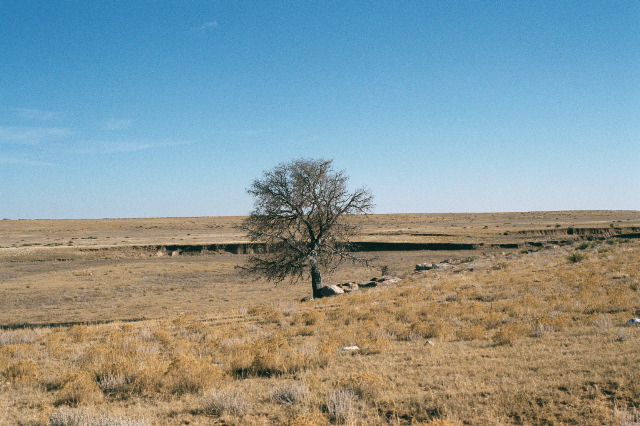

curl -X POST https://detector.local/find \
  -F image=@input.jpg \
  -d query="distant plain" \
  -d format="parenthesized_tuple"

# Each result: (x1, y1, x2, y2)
(1, 211, 639, 424)
(1, 211, 639, 326)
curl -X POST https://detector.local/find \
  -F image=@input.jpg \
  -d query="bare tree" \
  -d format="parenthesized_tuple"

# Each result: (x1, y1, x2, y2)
(241, 158, 374, 299)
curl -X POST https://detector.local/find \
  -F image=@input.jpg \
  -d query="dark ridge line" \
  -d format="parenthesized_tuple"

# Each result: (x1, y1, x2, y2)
(617, 233, 640, 239)
(509, 226, 640, 236)
(78, 234, 638, 257)
(351, 242, 476, 251)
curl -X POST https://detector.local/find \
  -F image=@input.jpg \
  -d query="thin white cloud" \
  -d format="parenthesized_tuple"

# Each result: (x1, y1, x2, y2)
(0, 157, 56, 167)
(13, 108, 62, 121)
(234, 128, 275, 137)
(0, 126, 73, 144)
(104, 119, 134, 130)
(73, 140, 190, 154)
(190, 20, 218, 32)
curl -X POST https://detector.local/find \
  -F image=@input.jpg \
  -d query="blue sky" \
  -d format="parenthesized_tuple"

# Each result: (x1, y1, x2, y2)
(1, 1, 638, 219)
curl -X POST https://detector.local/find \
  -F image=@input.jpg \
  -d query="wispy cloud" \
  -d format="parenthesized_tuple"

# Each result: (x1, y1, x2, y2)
(0, 157, 56, 167)
(13, 108, 63, 122)
(104, 119, 134, 131)
(190, 20, 218, 32)
(0, 126, 73, 144)
(73, 140, 190, 154)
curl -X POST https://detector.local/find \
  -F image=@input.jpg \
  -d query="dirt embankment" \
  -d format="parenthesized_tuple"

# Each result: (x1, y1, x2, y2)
(148, 226, 640, 255)
(506, 226, 640, 238)
(2, 226, 638, 262)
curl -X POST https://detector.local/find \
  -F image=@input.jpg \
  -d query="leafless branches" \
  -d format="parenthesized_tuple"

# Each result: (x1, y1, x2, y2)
(240, 159, 373, 298)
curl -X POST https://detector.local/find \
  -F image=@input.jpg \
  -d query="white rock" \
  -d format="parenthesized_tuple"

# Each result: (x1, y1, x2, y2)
(320, 285, 344, 297)
(341, 346, 360, 352)
(626, 318, 640, 325)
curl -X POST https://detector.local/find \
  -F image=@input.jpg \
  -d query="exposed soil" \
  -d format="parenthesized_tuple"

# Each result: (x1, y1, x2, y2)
(1, 211, 639, 327)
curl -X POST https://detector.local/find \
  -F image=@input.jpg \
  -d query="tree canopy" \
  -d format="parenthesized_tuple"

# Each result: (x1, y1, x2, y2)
(241, 158, 374, 298)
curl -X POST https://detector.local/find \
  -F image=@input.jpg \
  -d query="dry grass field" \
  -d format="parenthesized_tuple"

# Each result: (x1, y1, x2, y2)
(1, 211, 639, 424)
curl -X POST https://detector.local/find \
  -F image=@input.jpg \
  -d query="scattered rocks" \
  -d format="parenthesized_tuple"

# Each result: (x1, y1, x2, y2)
(355, 276, 403, 288)
(613, 273, 630, 279)
(378, 277, 401, 285)
(415, 263, 433, 271)
(320, 285, 344, 297)
(415, 262, 449, 272)
(305, 276, 402, 301)
(337, 282, 359, 293)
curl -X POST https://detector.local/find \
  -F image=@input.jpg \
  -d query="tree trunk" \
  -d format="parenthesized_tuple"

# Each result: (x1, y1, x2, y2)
(309, 253, 323, 298)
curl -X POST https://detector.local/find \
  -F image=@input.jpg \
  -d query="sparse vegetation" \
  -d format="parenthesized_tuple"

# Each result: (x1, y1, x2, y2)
(241, 158, 374, 299)
(567, 251, 588, 263)
(0, 212, 639, 423)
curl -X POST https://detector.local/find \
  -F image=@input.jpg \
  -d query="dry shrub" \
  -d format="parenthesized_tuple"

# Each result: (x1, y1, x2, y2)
(248, 305, 284, 323)
(294, 325, 316, 336)
(385, 322, 410, 341)
(410, 320, 450, 340)
(0, 328, 39, 345)
(492, 324, 529, 346)
(270, 382, 310, 405)
(393, 307, 420, 324)
(421, 420, 462, 426)
(82, 344, 125, 365)
(49, 407, 148, 426)
(55, 372, 104, 406)
(530, 323, 554, 338)
(232, 337, 333, 378)
(227, 345, 254, 376)
(251, 349, 309, 377)
(0, 342, 38, 358)
(535, 314, 572, 334)
(567, 252, 587, 263)
(96, 371, 131, 396)
(78, 342, 167, 397)
(171, 314, 194, 326)
(478, 310, 506, 329)
(163, 353, 223, 394)
(202, 388, 248, 416)
(358, 337, 390, 355)
(2, 359, 39, 385)
(49, 408, 92, 426)
(287, 412, 329, 426)
(67, 325, 89, 343)
(298, 310, 325, 326)
(455, 324, 487, 341)
(153, 328, 174, 346)
(335, 373, 386, 402)
(92, 358, 139, 395)
(612, 405, 640, 425)
(326, 389, 358, 424)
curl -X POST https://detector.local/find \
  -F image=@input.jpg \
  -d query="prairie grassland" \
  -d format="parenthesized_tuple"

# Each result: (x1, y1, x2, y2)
(2, 211, 639, 326)
(1, 238, 639, 424)
(2, 211, 639, 248)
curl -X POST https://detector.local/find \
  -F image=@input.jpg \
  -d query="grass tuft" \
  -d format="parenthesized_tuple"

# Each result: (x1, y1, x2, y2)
(202, 389, 248, 416)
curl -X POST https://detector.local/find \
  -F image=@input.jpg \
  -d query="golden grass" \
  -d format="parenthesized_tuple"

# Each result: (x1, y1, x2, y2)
(2, 211, 639, 327)
(0, 237, 638, 424)
(1, 213, 639, 424)
(2, 211, 638, 248)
